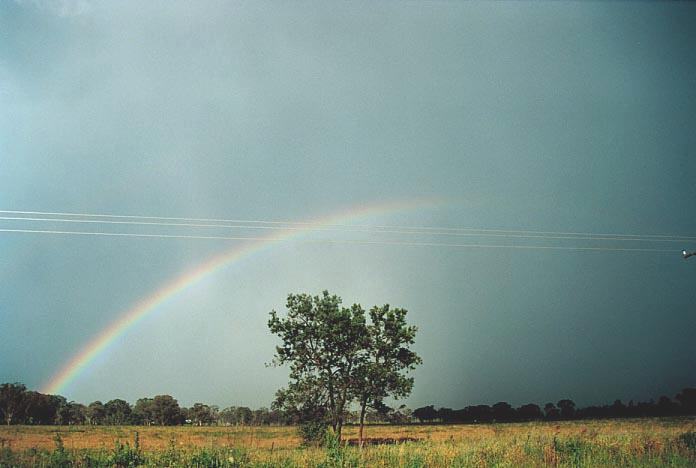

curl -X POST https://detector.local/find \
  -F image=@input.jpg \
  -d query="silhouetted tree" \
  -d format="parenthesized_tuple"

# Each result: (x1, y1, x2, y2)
(544, 402, 560, 420)
(492, 402, 516, 422)
(413, 405, 438, 423)
(610, 399, 626, 418)
(23, 391, 63, 424)
(676, 388, 696, 414)
(517, 403, 543, 421)
(557, 399, 576, 419)
(657, 396, 678, 416)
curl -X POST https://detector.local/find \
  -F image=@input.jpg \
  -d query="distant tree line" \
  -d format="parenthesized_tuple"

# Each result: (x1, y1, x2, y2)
(412, 388, 696, 424)
(2, 382, 694, 427)
(0, 383, 289, 426)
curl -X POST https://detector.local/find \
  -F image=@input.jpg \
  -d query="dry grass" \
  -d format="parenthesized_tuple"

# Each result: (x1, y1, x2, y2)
(1, 417, 695, 467)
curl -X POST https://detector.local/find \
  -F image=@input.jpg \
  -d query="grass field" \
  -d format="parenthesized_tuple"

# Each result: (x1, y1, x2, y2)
(1, 418, 695, 467)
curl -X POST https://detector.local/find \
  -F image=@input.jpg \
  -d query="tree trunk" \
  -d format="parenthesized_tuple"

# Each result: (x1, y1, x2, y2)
(336, 418, 343, 443)
(358, 399, 367, 448)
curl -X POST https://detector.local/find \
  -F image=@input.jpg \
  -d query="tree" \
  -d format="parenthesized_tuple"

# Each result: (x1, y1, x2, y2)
(676, 388, 696, 414)
(219, 406, 253, 426)
(557, 399, 576, 419)
(24, 391, 63, 424)
(353, 304, 421, 446)
(544, 402, 560, 420)
(133, 398, 154, 425)
(491, 402, 516, 422)
(56, 401, 86, 425)
(0, 383, 27, 425)
(86, 401, 106, 425)
(232, 406, 253, 425)
(268, 291, 368, 442)
(517, 403, 543, 421)
(150, 395, 183, 425)
(413, 405, 438, 423)
(189, 403, 214, 426)
(104, 399, 132, 425)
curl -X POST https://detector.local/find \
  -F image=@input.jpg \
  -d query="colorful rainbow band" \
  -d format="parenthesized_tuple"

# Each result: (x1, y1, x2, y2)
(41, 199, 439, 395)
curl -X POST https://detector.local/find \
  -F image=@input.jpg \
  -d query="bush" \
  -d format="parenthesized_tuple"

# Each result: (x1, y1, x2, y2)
(298, 421, 329, 446)
(679, 431, 696, 451)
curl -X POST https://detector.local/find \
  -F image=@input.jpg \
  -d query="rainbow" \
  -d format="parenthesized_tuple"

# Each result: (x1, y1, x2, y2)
(41, 198, 439, 395)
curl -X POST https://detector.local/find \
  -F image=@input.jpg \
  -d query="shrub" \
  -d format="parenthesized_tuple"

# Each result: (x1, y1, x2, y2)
(298, 421, 328, 446)
(679, 431, 696, 451)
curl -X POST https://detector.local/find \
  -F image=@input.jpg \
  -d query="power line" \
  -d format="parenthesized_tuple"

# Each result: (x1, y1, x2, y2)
(0, 215, 692, 243)
(0, 228, 678, 253)
(1, 209, 694, 241)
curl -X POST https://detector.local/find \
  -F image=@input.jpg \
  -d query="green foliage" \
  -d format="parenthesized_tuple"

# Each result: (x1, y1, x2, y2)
(0, 446, 19, 467)
(298, 421, 329, 446)
(104, 399, 133, 425)
(188, 449, 228, 467)
(320, 431, 346, 467)
(188, 448, 247, 467)
(553, 436, 591, 464)
(48, 433, 71, 468)
(679, 430, 696, 451)
(0, 383, 27, 425)
(269, 291, 421, 442)
(155, 438, 182, 466)
(109, 440, 143, 468)
(150, 395, 183, 426)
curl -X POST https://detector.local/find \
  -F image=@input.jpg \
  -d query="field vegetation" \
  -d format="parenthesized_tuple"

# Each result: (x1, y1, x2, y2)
(1, 418, 695, 467)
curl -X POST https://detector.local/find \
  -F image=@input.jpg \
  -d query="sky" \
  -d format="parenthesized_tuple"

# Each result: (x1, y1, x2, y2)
(1, 0, 695, 410)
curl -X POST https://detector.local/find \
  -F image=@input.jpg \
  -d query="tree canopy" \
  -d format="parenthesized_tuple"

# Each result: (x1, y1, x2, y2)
(268, 291, 421, 443)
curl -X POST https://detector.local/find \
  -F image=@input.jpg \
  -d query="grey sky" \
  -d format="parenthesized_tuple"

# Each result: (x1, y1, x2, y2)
(1, 0, 695, 409)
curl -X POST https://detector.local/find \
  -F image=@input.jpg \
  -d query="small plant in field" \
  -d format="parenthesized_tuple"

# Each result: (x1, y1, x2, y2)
(553, 436, 592, 465)
(49, 433, 72, 468)
(679, 430, 696, 451)
(188, 448, 248, 468)
(189, 448, 226, 467)
(154, 438, 182, 466)
(110, 440, 144, 467)
(318, 431, 361, 468)
(0, 445, 18, 467)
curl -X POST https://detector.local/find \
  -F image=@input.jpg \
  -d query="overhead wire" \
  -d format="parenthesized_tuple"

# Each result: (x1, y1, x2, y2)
(1, 209, 694, 241)
(0, 215, 693, 243)
(0, 228, 678, 253)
